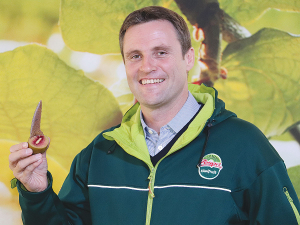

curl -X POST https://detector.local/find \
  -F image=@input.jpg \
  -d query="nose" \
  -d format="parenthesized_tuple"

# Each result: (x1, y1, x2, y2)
(140, 55, 156, 73)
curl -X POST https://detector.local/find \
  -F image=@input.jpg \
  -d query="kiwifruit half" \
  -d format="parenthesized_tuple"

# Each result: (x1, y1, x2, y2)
(28, 135, 50, 154)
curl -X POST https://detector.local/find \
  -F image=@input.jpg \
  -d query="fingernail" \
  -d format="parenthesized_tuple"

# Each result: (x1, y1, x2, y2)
(23, 142, 28, 148)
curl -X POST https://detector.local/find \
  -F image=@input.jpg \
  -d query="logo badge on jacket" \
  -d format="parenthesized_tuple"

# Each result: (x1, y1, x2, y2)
(198, 153, 223, 180)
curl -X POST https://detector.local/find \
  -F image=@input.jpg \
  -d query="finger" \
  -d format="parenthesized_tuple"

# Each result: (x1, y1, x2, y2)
(10, 142, 28, 153)
(22, 156, 44, 175)
(46, 137, 50, 150)
(41, 149, 47, 158)
(14, 154, 42, 176)
(15, 156, 44, 188)
(9, 148, 33, 168)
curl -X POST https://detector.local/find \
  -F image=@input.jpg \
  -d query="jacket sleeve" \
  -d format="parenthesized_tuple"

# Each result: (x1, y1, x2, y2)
(232, 160, 300, 225)
(17, 143, 93, 225)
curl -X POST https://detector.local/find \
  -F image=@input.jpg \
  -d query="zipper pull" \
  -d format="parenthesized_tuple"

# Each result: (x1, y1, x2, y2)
(148, 168, 155, 198)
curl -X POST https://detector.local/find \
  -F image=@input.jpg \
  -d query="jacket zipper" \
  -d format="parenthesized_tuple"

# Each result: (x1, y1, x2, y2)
(144, 122, 208, 225)
(145, 167, 156, 225)
(283, 187, 300, 224)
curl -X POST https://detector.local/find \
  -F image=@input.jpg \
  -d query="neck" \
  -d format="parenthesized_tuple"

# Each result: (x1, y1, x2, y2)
(141, 92, 189, 134)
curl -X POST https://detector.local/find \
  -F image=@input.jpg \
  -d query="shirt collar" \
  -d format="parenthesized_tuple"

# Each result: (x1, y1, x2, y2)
(140, 91, 200, 134)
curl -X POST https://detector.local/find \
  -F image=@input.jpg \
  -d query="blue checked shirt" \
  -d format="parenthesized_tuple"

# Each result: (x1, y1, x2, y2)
(140, 92, 201, 156)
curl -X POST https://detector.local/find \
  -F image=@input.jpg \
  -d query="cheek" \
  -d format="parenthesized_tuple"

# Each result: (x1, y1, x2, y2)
(125, 64, 138, 78)
(125, 71, 138, 92)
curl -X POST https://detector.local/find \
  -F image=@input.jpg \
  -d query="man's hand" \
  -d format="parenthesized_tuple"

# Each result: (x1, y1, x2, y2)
(9, 142, 48, 192)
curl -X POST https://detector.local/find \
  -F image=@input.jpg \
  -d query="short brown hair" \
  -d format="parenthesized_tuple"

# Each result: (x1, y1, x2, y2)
(119, 6, 192, 58)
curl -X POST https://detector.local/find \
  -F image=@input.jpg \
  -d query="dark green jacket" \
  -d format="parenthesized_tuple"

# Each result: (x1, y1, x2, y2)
(18, 84, 300, 224)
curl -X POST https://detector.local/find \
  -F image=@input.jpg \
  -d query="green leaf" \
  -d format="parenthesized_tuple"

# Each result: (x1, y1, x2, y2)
(0, 44, 123, 169)
(81, 54, 135, 115)
(288, 165, 300, 200)
(0, 0, 60, 44)
(109, 78, 135, 115)
(215, 28, 300, 138)
(86, 54, 126, 88)
(60, 0, 184, 54)
(270, 131, 294, 142)
(219, 0, 300, 25)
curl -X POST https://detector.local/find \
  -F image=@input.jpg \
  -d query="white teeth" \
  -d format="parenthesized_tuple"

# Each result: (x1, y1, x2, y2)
(141, 79, 164, 85)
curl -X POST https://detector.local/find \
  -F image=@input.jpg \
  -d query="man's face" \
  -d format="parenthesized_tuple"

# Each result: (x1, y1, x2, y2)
(123, 20, 194, 110)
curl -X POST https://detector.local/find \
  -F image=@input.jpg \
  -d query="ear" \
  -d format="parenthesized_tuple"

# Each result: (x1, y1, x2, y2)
(184, 47, 195, 72)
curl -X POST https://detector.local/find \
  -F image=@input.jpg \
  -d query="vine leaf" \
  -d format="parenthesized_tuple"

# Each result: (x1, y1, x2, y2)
(83, 54, 135, 115)
(60, 0, 184, 54)
(215, 28, 300, 138)
(109, 78, 135, 114)
(0, 0, 60, 44)
(0, 44, 123, 171)
(219, 0, 300, 25)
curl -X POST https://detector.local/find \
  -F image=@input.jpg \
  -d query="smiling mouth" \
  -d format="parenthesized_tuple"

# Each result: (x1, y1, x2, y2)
(140, 79, 165, 85)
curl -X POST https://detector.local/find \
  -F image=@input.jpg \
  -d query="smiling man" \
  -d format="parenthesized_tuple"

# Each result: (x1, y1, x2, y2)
(123, 19, 194, 133)
(9, 6, 300, 225)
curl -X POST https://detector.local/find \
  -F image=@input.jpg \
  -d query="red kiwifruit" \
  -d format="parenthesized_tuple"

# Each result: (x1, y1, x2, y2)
(28, 135, 50, 154)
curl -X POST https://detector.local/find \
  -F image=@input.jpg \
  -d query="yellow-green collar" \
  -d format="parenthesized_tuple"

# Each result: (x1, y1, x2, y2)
(103, 84, 216, 167)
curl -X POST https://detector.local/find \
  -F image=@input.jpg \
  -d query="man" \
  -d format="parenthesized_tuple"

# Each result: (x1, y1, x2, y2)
(9, 6, 300, 225)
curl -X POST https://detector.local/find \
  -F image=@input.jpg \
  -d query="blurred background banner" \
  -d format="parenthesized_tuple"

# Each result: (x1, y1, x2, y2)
(1, 0, 300, 224)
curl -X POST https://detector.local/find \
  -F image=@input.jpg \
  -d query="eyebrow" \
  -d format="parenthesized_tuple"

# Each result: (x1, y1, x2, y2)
(125, 44, 173, 58)
(153, 45, 172, 52)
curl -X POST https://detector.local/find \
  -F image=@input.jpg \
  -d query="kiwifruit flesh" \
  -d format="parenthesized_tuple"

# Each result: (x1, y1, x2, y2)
(28, 135, 49, 154)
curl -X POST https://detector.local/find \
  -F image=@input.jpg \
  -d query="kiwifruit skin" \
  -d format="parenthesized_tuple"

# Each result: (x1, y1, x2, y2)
(28, 135, 49, 154)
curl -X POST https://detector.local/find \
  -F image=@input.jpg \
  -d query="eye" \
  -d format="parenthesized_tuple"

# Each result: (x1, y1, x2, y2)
(131, 54, 141, 59)
(157, 51, 166, 56)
